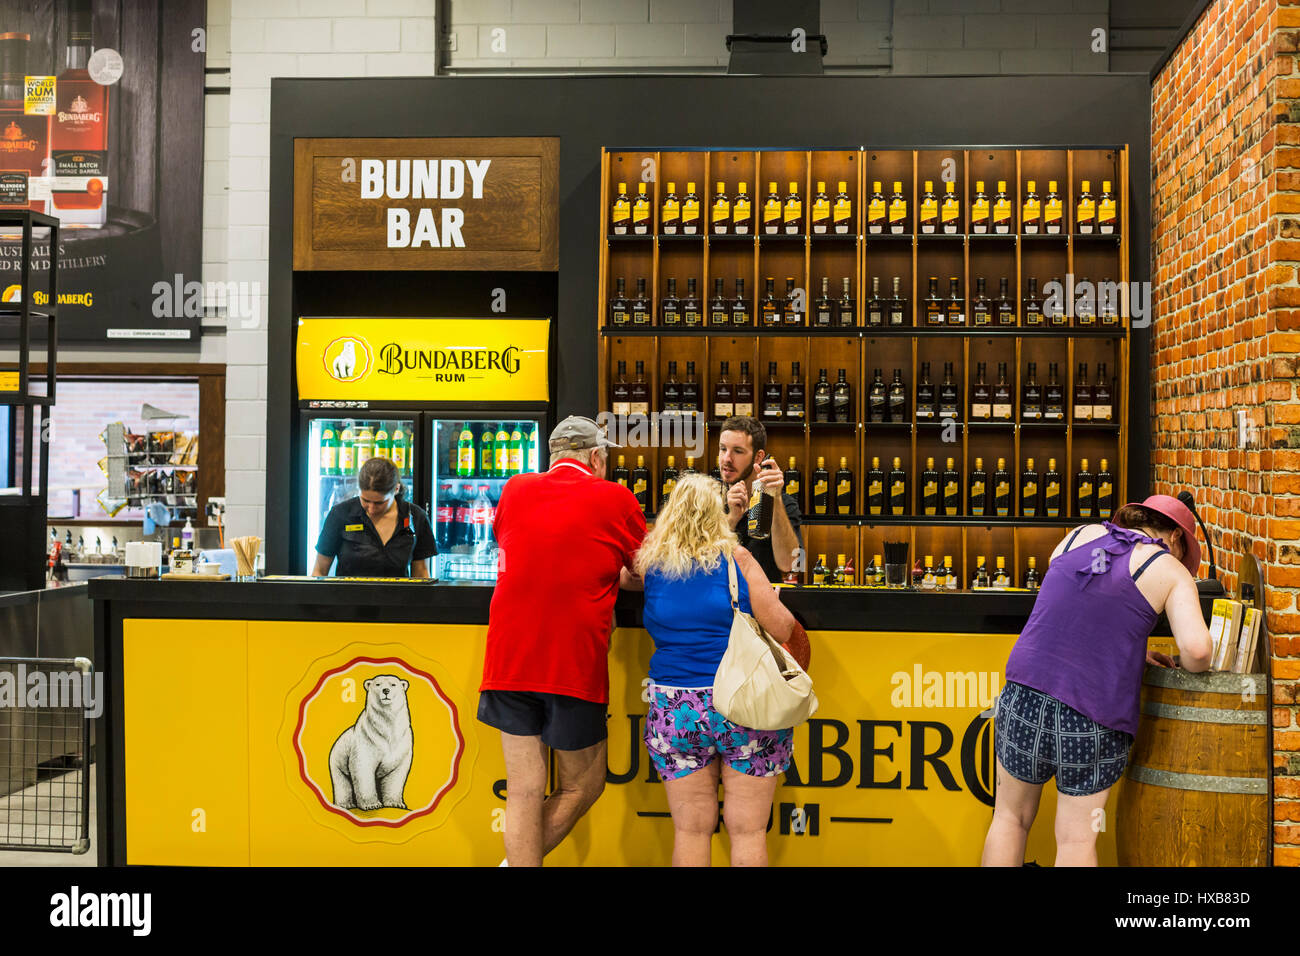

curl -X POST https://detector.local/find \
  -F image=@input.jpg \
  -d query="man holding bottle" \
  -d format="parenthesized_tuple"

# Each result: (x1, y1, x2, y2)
(718, 416, 803, 581)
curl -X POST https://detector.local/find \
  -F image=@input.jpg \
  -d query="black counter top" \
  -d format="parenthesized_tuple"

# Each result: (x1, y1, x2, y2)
(0, 582, 87, 608)
(87, 578, 1212, 635)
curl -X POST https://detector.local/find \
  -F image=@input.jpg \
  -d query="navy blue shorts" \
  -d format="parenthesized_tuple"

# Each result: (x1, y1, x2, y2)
(993, 681, 1133, 797)
(477, 689, 608, 751)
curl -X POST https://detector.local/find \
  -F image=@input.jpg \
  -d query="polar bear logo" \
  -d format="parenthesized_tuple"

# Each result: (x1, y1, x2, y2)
(329, 675, 413, 811)
(332, 339, 357, 380)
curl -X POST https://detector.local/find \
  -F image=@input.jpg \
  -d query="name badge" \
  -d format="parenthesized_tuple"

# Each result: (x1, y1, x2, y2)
(345, 523, 365, 531)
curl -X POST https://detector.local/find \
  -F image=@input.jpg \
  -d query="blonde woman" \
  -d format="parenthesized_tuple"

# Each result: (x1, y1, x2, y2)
(634, 472, 798, 866)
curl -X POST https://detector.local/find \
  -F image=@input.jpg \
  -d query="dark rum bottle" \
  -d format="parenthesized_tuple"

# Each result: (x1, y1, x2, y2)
(866, 456, 884, 515)
(811, 457, 830, 515)
(971, 362, 991, 420)
(993, 362, 1013, 421)
(1044, 457, 1062, 518)
(632, 455, 650, 516)
(734, 361, 754, 418)
(835, 457, 854, 515)
(630, 360, 650, 415)
(660, 455, 679, 508)
(1076, 458, 1095, 518)
(713, 361, 734, 419)
(832, 369, 851, 423)
(732, 277, 749, 327)
(921, 456, 939, 515)
(969, 456, 988, 517)
(1021, 457, 1040, 517)
(942, 457, 960, 516)
(997, 277, 1015, 325)
(971, 277, 991, 327)
(814, 276, 833, 327)
(707, 277, 727, 327)
(786, 362, 805, 421)
(813, 368, 832, 422)
(888, 368, 907, 423)
(1093, 362, 1113, 422)
(888, 456, 908, 515)
(868, 368, 887, 423)
(916, 361, 935, 421)
(939, 362, 960, 421)
(784, 456, 803, 511)
(682, 361, 701, 417)
(1024, 277, 1044, 327)
(610, 277, 629, 327)
(838, 277, 855, 327)
(1044, 362, 1065, 421)
(661, 277, 681, 327)
(783, 276, 802, 326)
(661, 360, 681, 413)
(612, 454, 630, 488)
(682, 277, 702, 327)
(611, 360, 630, 415)
(632, 277, 651, 326)
(867, 276, 884, 327)
(946, 276, 965, 326)
(1073, 362, 1092, 422)
(1097, 458, 1114, 519)
(993, 458, 1012, 517)
(762, 362, 783, 419)
(925, 276, 944, 326)
(1021, 362, 1042, 421)
(761, 276, 780, 327)
(889, 276, 907, 326)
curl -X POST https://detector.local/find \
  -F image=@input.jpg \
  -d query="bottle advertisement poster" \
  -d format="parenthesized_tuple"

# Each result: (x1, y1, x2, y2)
(0, 0, 204, 342)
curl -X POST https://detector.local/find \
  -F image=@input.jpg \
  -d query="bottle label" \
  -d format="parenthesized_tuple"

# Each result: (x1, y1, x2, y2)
(1022, 198, 1040, 224)
(1080, 482, 1093, 498)
(508, 447, 522, 472)
(1045, 198, 1062, 225)
(788, 480, 800, 495)
(784, 199, 801, 221)
(921, 197, 938, 222)
(735, 401, 753, 417)
(945, 480, 958, 498)
(495, 447, 508, 473)
(993, 198, 1011, 225)
(612, 400, 630, 416)
(993, 401, 1011, 418)
(973, 401, 990, 417)
(1024, 481, 1036, 498)
(834, 197, 851, 222)
(868, 198, 886, 224)
(616, 477, 628, 488)
(869, 480, 882, 498)
(813, 198, 830, 222)
(682, 198, 700, 223)
(1099, 197, 1117, 224)
(837, 479, 851, 498)
(715, 402, 734, 418)
(712, 198, 729, 222)
(1095, 403, 1112, 420)
(393, 447, 407, 471)
(612, 198, 630, 223)
(710, 309, 727, 325)
(814, 479, 828, 507)
(972, 198, 989, 224)
(941, 199, 959, 223)
(763, 199, 782, 224)
(321, 446, 337, 472)
(633, 203, 649, 224)
(341, 446, 356, 472)
(734, 198, 751, 223)
(892, 480, 904, 497)
(888, 199, 906, 224)
(1100, 481, 1112, 500)
(1078, 199, 1095, 224)
(662, 199, 679, 221)
(663, 478, 676, 498)
(633, 478, 647, 497)
(972, 480, 985, 497)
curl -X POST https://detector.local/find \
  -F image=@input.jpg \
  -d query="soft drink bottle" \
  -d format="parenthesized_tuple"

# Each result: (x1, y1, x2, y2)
(435, 483, 455, 552)
(472, 485, 494, 561)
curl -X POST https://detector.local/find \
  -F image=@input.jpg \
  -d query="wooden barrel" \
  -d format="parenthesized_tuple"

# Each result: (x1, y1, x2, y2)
(1116, 666, 1270, 866)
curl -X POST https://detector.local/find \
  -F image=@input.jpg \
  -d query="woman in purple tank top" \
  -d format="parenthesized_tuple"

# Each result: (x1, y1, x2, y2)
(982, 495, 1213, 867)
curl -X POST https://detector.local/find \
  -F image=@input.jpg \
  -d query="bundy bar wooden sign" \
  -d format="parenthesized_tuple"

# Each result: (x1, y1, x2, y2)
(293, 137, 558, 271)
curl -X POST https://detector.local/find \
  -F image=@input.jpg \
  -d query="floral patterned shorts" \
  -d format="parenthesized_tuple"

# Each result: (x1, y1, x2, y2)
(644, 685, 794, 781)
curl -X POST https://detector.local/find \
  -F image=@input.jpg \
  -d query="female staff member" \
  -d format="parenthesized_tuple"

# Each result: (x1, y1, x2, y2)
(981, 494, 1213, 867)
(634, 472, 801, 867)
(311, 457, 437, 578)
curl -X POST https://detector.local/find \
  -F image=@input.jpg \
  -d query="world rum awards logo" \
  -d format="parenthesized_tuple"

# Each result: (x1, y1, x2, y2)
(281, 647, 471, 843)
(322, 335, 373, 384)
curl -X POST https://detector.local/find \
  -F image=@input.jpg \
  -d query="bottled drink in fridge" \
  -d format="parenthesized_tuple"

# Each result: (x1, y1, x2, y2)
(508, 423, 523, 475)
(472, 485, 495, 560)
(355, 425, 375, 465)
(494, 424, 510, 475)
(526, 423, 539, 472)
(340, 423, 357, 475)
(478, 424, 496, 478)
(458, 424, 475, 478)
(392, 426, 410, 475)
(435, 483, 456, 552)
(320, 425, 340, 476)
(373, 425, 390, 461)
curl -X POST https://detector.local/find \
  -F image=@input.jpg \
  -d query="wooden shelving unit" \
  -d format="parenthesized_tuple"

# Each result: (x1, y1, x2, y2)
(598, 146, 1129, 586)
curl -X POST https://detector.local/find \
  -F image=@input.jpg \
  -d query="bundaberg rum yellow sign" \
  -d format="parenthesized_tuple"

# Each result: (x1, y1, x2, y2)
(296, 317, 549, 403)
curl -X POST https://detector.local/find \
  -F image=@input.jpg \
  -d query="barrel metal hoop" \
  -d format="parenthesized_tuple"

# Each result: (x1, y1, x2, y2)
(1140, 701, 1266, 725)
(1142, 667, 1265, 694)
(1125, 763, 1267, 795)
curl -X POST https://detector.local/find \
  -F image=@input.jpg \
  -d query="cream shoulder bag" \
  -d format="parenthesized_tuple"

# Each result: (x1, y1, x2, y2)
(711, 555, 818, 730)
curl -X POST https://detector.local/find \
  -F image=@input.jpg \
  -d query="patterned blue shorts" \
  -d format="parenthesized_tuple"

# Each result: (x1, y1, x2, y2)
(644, 685, 794, 781)
(993, 681, 1133, 797)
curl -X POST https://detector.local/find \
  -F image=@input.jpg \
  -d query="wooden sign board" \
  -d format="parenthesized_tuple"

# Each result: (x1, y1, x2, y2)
(293, 137, 558, 271)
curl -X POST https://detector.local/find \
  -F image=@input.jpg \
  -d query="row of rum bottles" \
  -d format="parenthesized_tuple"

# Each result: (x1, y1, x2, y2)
(807, 553, 1042, 590)
(866, 178, 1117, 235)
(912, 276, 1122, 328)
(609, 276, 857, 328)
(612, 179, 853, 236)
(611, 360, 853, 422)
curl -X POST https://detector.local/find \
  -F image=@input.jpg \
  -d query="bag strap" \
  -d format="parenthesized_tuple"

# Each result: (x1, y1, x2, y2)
(726, 554, 740, 610)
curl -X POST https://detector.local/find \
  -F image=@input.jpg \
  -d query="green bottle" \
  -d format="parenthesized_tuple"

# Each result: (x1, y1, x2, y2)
(457, 425, 475, 478)
(526, 423, 539, 472)
(478, 424, 496, 478)
(320, 425, 339, 477)
(508, 423, 523, 475)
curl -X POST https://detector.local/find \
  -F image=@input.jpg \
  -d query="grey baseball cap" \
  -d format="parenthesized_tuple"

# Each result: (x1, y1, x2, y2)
(548, 415, 621, 454)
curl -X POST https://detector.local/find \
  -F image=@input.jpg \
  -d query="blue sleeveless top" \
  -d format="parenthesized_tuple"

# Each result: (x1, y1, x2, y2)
(643, 558, 751, 687)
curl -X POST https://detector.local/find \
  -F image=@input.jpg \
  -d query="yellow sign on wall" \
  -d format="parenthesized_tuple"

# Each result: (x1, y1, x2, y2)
(295, 317, 549, 403)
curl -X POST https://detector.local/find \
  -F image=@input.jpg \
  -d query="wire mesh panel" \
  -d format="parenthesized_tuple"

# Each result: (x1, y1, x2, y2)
(0, 657, 92, 854)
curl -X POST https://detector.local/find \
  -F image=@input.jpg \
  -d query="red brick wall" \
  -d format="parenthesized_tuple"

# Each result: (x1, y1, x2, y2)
(1153, 0, 1298, 866)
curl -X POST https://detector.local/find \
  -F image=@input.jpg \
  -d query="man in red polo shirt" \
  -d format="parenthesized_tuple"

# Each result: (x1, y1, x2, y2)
(479, 416, 646, 866)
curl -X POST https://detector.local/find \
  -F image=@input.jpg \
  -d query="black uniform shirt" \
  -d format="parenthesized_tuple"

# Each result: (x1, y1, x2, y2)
(316, 496, 437, 578)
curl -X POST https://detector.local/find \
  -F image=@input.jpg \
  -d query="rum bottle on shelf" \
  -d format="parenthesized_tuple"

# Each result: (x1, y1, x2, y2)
(994, 557, 1011, 588)
(662, 361, 681, 413)
(762, 362, 783, 420)
(971, 278, 991, 327)
(941, 181, 960, 234)
(613, 454, 629, 488)
(1074, 362, 1093, 422)
(784, 457, 803, 511)
(1077, 179, 1095, 234)
(1021, 362, 1043, 421)
(971, 362, 991, 420)
(992, 180, 1011, 234)
(761, 277, 780, 328)
(1076, 459, 1095, 518)
(866, 456, 884, 515)
(732, 277, 750, 327)
(814, 277, 834, 327)
(733, 181, 751, 234)
(1021, 458, 1040, 517)
(1097, 458, 1115, 519)
(812, 180, 831, 234)
(1022, 179, 1040, 234)
(783, 277, 802, 326)
(1025, 557, 1040, 590)
(888, 456, 908, 515)
(946, 277, 966, 326)
(1047, 275, 1069, 327)
(611, 182, 630, 234)
(711, 181, 730, 235)
(632, 278, 651, 326)
(993, 362, 1013, 420)
(1099, 279, 1121, 327)
(925, 276, 944, 326)
(868, 368, 887, 423)
(735, 361, 755, 417)
(632, 455, 650, 516)
(681, 181, 700, 234)
(888, 368, 907, 422)
(920, 180, 938, 233)
(944, 555, 958, 589)
(682, 277, 702, 327)
(833, 180, 852, 234)
(942, 457, 961, 515)
(812, 553, 830, 586)
(683, 361, 701, 417)
(610, 277, 630, 327)
(1044, 458, 1062, 517)
(889, 180, 907, 234)
(611, 360, 630, 415)
(661, 181, 680, 234)
(833, 369, 852, 423)
(835, 457, 854, 515)
(1044, 180, 1063, 234)
(971, 180, 990, 234)
(713, 361, 734, 419)
(890, 276, 907, 326)
(993, 458, 1012, 517)
(969, 457, 988, 517)
(707, 278, 727, 327)
(868, 180, 887, 234)
(786, 363, 805, 421)
(867, 276, 884, 327)
(1075, 276, 1097, 328)
(838, 277, 855, 327)
(973, 556, 990, 589)
(1044, 363, 1065, 421)
(763, 181, 781, 235)
(921, 457, 939, 516)
(682, 456, 697, 475)
(812, 457, 830, 515)
(916, 361, 936, 421)
(661, 277, 681, 327)
(1094, 363, 1113, 421)
(1099, 180, 1117, 234)
(939, 362, 960, 421)
(1024, 277, 1044, 327)
(630, 361, 650, 415)
(997, 277, 1015, 326)
(632, 182, 651, 235)
(660, 456, 679, 508)
(784, 180, 802, 234)
(813, 368, 832, 422)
